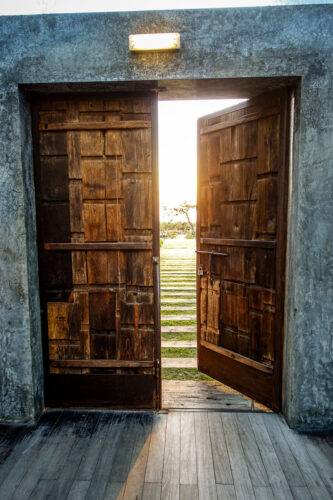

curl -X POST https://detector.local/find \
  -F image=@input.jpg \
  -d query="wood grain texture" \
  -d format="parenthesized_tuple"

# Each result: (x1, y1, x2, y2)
(1, 411, 331, 500)
(221, 413, 255, 500)
(162, 412, 181, 500)
(34, 93, 158, 408)
(195, 413, 217, 500)
(197, 90, 290, 411)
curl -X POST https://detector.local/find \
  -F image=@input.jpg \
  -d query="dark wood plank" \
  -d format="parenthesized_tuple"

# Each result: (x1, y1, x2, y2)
(40, 412, 87, 481)
(197, 90, 289, 411)
(50, 360, 154, 368)
(44, 242, 152, 250)
(67, 480, 91, 500)
(49, 412, 101, 500)
(76, 412, 114, 481)
(47, 374, 155, 408)
(40, 120, 151, 130)
(108, 414, 142, 484)
(105, 482, 125, 500)
(200, 238, 276, 248)
(12, 413, 72, 500)
(29, 479, 58, 500)
(85, 413, 127, 500)
(122, 413, 153, 500)
(0, 425, 29, 477)
(0, 412, 61, 499)
(200, 341, 273, 374)
(200, 106, 279, 135)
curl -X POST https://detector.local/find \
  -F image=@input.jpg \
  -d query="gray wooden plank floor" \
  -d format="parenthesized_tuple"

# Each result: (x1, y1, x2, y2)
(0, 410, 331, 500)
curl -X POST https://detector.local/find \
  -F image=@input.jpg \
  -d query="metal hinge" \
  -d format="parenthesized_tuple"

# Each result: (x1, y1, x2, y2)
(152, 256, 160, 264)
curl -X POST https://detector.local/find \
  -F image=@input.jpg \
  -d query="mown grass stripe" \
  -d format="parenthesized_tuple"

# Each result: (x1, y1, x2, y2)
(162, 368, 213, 381)
(161, 347, 197, 358)
(162, 332, 197, 341)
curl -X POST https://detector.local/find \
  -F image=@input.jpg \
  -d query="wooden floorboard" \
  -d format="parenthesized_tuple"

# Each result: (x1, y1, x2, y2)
(221, 413, 256, 500)
(234, 413, 269, 488)
(195, 412, 217, 500)
(248, 413, 294, 500)
(0, 410, 331, 500)
(162, 380, 253, 410)
(277, 414, 332, 499)
(161, 412, 180, 500)
(180, 412, 197, 485)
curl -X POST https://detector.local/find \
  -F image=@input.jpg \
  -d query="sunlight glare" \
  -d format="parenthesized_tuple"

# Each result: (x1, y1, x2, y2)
(158, 99, 245, 221)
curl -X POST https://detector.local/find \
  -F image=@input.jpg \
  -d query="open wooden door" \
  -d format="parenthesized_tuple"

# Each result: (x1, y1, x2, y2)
(197, 90, 290, 411)
(33, 92, 161, 409)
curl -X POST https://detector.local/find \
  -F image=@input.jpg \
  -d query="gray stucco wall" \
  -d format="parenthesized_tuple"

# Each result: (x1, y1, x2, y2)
(0, 5, 332, 429)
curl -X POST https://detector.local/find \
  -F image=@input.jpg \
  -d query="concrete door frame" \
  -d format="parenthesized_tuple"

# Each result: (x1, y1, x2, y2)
(0, 6, 332, 430)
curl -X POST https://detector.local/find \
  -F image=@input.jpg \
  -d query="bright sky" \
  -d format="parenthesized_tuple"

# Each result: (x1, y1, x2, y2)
(0, 0, 330, 15)
(159, 99, 243, 221)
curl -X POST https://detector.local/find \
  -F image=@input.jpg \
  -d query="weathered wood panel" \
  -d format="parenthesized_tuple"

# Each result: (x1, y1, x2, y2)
(197, 90, 290, 411)
(33, 93, 158, 408)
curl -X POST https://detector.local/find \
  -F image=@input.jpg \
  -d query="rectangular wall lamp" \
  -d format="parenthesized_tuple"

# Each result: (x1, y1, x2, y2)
(129, 33, 180, 52)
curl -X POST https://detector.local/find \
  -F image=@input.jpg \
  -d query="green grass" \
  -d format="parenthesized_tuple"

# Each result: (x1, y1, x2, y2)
(161, 295, 196, 300)
(162, 347, 197, 358)
(161, 310, 196, 316)
(161, 278, 196, 281)
(162, 332, 197, 341)
(162, 368, 214, 381)
(161, 302, 196, 307)
(162, 319, 196, 326)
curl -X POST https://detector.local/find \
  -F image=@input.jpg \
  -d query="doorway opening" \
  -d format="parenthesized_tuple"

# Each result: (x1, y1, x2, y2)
(30, 78, 293, 412)
(159, 99, 266, 411)
(158, 90, 290, 412)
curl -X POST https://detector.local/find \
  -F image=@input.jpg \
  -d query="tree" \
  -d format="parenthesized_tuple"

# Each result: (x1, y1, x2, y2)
(169, 202, 196, 236)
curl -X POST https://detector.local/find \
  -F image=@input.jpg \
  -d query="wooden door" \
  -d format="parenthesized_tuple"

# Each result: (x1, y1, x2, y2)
(33, 92, 160, 409)
(197, 90, 290, 411)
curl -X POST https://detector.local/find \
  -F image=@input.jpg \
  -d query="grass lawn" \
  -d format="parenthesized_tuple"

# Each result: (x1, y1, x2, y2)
(162, 368, 214, 381)
(161, 332, 197, 341)
(162, 347, 197, 358)
(161, 295, 196, 300)
(161, 302, 196, 307)
(162, 319, 196, 326)
(161, 309, 196, 315)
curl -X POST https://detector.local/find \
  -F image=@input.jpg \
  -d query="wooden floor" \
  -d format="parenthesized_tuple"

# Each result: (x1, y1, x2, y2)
(162, 380, 269, 411)
(0, 411, 332, 500)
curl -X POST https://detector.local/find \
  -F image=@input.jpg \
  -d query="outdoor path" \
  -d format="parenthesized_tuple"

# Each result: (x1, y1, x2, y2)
(160, 241, 256, 411)
(160, 249, 197, 376)
(0, 410, 331, 500)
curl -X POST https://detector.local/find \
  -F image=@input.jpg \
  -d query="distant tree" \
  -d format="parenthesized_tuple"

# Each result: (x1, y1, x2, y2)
(169, 202, 196, 237)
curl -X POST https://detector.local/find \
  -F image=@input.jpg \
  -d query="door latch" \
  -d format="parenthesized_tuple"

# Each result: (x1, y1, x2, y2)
(198, 266, 204, 276)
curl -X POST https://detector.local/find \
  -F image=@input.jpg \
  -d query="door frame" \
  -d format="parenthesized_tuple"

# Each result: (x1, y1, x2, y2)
(26, 78, 296, 413)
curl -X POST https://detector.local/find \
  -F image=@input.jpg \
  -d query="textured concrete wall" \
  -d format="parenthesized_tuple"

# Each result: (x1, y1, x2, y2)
(0, 5, 332, 428)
